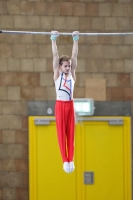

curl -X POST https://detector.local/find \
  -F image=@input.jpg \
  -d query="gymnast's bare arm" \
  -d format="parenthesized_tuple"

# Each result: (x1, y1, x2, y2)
(71, 31, 79, 81)
(51, 31, 60, 82)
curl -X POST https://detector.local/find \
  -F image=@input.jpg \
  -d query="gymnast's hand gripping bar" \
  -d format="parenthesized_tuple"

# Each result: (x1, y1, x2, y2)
(0, 30, 133, 36)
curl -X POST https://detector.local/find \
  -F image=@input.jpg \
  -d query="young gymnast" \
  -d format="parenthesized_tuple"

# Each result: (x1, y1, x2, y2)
(50, 30, 79, 173)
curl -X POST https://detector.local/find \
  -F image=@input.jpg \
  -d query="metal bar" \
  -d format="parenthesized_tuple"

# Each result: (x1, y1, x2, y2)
(77, 118, 124, 125)
(34, 117, 124, 124)
(34, 118, 50, 125)
(1, 30, 133, 36)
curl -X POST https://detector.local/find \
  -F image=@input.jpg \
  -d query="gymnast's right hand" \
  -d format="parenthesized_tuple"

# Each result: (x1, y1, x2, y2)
(50, 30, 59, 41)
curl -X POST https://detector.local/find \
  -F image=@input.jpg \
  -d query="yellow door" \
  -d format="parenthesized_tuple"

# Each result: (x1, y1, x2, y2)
(29, 116, 132, 200)
(81, 117, 132, 200)
(29, 117, 76, 200)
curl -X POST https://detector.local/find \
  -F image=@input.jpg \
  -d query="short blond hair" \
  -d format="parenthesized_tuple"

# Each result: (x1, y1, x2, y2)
(59, 55, 71, 65)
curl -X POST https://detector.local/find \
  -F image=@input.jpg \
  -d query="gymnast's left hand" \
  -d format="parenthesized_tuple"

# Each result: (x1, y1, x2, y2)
(72, 31, 79, 37)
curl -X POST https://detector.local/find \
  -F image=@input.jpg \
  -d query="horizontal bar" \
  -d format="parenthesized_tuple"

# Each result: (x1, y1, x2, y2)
(1, 30, 133, 36)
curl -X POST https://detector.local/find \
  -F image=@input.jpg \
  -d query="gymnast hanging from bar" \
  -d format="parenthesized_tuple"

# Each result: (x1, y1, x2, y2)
(50, 30, 79, 173)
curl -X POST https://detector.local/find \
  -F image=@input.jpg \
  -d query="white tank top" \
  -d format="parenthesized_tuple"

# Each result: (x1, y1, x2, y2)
(55, 72, 75, 101)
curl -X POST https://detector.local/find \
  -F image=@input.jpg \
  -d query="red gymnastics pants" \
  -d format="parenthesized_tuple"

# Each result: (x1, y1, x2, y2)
(55, 100, 75, 162)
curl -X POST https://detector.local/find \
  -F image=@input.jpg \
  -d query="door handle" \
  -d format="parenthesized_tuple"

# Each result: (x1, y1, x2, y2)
(34, 118, 50, 125)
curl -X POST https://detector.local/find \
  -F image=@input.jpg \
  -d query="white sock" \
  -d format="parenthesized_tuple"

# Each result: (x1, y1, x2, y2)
(69, 161, 75, 173)
(63, 162, 70, 173)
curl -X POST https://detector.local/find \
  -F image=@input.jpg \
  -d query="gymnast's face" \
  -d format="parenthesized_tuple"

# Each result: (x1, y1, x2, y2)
(60, 61, 71, 74)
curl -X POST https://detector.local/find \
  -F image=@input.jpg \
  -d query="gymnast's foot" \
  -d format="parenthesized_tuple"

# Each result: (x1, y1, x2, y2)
(63, 162, 70, 173)
(69, 161, 75, 173)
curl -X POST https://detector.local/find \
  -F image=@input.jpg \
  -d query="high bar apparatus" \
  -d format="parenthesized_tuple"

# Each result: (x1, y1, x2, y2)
(0, 30, 133, 36)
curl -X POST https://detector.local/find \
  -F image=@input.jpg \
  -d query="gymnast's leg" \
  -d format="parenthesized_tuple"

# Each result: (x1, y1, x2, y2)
(66, 101, 75, 172)
(55, 101, 69, 173)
